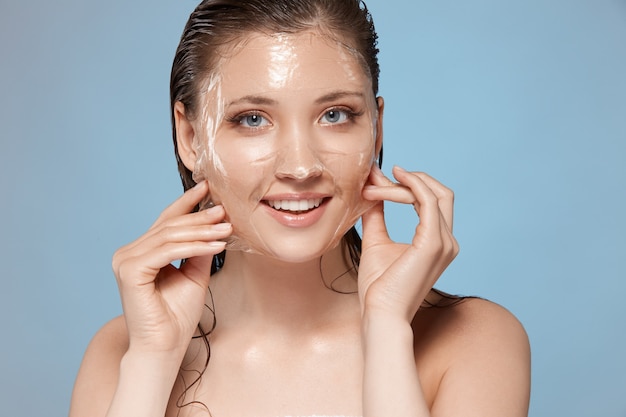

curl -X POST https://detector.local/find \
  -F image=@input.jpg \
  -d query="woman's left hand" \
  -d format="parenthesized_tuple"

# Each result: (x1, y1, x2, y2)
(358, 165, 459, 322)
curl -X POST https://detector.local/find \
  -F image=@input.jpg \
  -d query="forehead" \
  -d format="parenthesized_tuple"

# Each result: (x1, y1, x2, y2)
(214, 31, 372, 96)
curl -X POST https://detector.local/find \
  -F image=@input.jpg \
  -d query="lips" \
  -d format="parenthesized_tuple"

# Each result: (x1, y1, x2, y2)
(261, 195, 329, 227)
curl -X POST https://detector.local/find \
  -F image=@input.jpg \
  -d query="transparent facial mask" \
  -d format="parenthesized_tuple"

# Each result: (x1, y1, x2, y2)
(189, 33, 379, 259)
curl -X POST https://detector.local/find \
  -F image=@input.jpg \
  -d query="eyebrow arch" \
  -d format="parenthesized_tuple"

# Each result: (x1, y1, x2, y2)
(314, 90, 365, 104)
(227, 95, 278, 108)
(226, 90, 365, 108)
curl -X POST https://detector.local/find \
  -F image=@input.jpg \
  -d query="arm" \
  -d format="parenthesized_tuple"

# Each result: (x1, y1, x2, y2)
(69, 317, 188, 417)
(361, 310, 429, 416)
(69, 181, 232, 417)
(359, 166, 530, 416)
(69, 316, 128, 417)
(361, 299, 530, 417)
(359, 166, 457, 417)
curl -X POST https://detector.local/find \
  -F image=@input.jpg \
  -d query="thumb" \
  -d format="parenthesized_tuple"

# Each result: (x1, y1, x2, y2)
(361, 201, 391, 249)
(180, 253, 218, 289)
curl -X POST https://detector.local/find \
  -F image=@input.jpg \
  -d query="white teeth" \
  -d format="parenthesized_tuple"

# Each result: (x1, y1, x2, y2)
(268, 198, 323, 212)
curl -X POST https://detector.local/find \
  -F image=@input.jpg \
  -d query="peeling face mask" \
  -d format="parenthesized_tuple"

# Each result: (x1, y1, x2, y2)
(190, 32, 380, 262)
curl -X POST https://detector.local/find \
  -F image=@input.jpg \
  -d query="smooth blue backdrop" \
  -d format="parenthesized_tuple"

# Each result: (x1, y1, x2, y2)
(1, 1, 624, 416)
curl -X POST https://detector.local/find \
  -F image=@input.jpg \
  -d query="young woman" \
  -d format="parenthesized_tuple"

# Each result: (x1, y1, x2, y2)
(70, 1, 531, 416)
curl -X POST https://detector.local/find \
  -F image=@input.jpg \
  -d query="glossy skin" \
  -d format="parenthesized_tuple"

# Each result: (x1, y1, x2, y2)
(191, 33, 380, 261)
(69, 32, 530, 417)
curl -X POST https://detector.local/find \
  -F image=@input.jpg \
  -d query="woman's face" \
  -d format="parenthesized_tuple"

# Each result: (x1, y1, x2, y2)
(190, 31, 382, 262)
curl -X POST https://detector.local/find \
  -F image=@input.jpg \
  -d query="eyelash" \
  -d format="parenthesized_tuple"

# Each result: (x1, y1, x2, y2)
(225, 106, 364, 130)
(226, 112, 270, 129)
(319, 107, 363, 125)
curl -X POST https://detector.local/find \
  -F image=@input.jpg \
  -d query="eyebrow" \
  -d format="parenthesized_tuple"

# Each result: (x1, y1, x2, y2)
(314, 90, 366, 105)
(226, 90, 366, 108)
(227, 95, 278, 108)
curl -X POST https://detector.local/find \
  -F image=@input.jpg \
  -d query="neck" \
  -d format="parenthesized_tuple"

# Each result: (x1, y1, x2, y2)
(210, 244, 359, 332)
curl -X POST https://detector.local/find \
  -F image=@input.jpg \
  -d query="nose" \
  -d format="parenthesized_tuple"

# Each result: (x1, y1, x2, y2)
(274, 129, 324, 181)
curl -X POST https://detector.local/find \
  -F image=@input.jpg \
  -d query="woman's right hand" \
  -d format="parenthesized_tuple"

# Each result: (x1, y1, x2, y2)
(111, 180, 232, 356)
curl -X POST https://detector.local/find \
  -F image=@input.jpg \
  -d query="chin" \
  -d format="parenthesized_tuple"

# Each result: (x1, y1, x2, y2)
(236, 227, 346, 264)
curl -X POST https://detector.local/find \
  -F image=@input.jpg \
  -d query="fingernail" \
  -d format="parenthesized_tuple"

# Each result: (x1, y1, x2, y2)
(214, 222, 231, 231)
(394, 165, 407, 172)
(208, 241, 227, 249)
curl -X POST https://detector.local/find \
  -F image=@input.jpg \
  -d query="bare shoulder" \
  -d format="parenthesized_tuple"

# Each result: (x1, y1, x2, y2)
(414, 295, 529, 350)
(85, 315, 129, 350)
(454, 297, 529, 359)
(69, 315, 129, 417)
(413, 296, 530, 416)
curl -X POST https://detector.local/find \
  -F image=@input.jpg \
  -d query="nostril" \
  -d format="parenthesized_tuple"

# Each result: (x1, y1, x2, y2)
(275, 162, 324, 180)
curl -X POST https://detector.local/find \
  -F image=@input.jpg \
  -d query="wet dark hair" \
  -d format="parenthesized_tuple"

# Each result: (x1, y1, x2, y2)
(170, 0, 381, 276)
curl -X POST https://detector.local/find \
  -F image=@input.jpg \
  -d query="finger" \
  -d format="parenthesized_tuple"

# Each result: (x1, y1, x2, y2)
(130, 222, 232, 259)
(367, 164, 395, 187)
(156, 203, 227, 230)
(180, 253, 216, 289)
(116, 206, 227, 259)
(360, 201, 391, 247)
(150, 181, 210, 230)
(362, 183, 416, 205)
(392, 168, 458, 260)
(391, 166, 442, 237)
(112, 205, 228, 277)
(414, 172, 455, 232)
(121, 205, 227, 255)
(116, 241, 226, 287)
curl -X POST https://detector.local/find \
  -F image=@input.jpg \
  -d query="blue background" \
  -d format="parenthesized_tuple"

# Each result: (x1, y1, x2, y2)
(1, 1, 624, 415)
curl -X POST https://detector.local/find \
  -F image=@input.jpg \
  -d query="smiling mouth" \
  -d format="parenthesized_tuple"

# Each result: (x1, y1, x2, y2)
(265, 198, 325, 214)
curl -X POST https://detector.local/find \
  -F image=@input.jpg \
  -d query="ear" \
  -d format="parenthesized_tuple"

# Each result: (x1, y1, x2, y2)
(374, 96, 385, 161)
(174, 101, 197, 172)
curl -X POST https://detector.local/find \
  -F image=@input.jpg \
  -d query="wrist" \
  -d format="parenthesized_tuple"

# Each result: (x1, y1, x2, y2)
(122, 345, 185, 365)
(107, 351, 183, 417)
(361, 309, 414, 344)
(119, 349, 184, 393)
(362, 307, 413, 328)
(360, 308, 427, 416)
(361, 291, 421, 325)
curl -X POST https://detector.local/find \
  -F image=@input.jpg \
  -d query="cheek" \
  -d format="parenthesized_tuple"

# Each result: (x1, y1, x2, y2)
(325, 143, 375, 190)
(205, 143, 272, 207)
(206, 131, 375, 206)
(335, 154, 373, 199)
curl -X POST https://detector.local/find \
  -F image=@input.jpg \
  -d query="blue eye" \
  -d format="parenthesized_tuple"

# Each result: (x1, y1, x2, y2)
(321, 109, 350, 125)
(239, 113, 269, 128)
